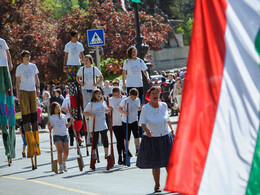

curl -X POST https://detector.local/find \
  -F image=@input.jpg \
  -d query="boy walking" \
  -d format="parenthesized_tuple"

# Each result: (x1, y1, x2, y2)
(16, 50, 41, 170)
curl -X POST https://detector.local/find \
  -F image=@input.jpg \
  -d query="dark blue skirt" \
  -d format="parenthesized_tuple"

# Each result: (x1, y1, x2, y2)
(136, 132, 174, 169)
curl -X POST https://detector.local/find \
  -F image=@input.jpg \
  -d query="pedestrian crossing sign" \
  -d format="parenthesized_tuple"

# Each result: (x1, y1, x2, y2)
(87, 29, 105, 47)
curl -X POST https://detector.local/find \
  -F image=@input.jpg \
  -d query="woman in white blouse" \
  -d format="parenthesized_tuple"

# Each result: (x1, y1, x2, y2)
(136, 86, 175, 193)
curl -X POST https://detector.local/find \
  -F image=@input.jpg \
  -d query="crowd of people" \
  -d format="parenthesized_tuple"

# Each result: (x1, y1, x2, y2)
(0, 30, 181, 192)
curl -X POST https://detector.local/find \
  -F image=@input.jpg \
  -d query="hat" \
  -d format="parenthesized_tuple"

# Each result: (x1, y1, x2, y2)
(168, 70, 174, 75)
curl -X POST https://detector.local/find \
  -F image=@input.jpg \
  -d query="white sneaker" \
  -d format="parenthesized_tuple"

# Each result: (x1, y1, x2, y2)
(63, 163, 67, 172)
(59, 166, 64, 174)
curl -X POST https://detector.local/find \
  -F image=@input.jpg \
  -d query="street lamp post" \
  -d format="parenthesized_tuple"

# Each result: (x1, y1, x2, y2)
(133, 2, 150, 101)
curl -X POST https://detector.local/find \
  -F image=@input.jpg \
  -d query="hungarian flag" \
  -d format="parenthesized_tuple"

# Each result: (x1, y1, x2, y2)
(165, 0, 260, 194)
(118, 0, 127, 11)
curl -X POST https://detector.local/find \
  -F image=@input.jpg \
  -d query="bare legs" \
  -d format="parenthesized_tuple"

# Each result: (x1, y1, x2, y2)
(55, 141, 69, 165)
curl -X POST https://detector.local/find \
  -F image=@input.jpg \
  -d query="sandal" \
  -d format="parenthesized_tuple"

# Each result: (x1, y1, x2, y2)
(154, 186, 162, 193)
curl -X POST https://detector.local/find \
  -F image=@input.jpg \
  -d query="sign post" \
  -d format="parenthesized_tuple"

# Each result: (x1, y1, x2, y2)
(87, 29, 105, 70)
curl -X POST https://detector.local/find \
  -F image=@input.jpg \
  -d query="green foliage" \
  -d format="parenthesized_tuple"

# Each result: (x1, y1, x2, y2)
(184, 18, 193, 44)
(176, 27, 184, 35)
(42, 0, 90, 19)
(142, 0, 195, 45)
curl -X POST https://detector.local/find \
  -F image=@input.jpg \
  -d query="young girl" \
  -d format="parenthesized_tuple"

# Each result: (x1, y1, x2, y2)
(109, 87, 126, 165)
(118, 88, 142, 159)
(48, 102, 73, 174)
(83, 88, 112, 161)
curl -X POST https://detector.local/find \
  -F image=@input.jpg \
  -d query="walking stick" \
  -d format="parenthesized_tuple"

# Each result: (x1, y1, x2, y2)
(68, 108, 84, 171)
(96, 145, 100, 163)
(125, 103, 130, 167)
(106, 97, 115, 170)
(90, 117, 96, 170)
(83, 117, 89, 156)
(47, 99, 58, 174)
(141, 95, 145, 137)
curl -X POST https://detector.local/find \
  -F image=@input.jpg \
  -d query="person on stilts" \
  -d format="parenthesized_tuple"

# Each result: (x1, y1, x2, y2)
(16, 50, 41, 170)
(76, 54, 103, 151)
(63, 29, 85, 144)
(0, 38, 16, 166)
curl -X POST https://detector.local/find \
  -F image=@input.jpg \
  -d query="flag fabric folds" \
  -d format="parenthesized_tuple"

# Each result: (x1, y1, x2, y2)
(165, 0, 260, 194)
(118, 0, 127, 12)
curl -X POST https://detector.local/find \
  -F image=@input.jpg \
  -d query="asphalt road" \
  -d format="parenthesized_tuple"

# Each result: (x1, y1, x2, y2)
(0, 116, 179, 195)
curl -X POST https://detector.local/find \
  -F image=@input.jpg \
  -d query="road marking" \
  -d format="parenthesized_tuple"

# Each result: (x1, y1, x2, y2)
(0, 176, 99, 195)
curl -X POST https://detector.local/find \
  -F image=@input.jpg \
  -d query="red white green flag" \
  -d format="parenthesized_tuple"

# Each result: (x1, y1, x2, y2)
(165, 0, 260, 194)
(118, 0, 127, 11)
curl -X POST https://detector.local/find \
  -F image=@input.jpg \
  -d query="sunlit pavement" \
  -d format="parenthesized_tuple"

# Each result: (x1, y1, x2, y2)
(0, 116, 179, 195)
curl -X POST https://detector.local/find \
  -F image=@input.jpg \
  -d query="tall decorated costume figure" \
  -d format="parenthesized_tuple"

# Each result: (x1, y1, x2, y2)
(63, 30, 84, 140)
(16, 50, 41, 170)
(0, 38, 16, 166)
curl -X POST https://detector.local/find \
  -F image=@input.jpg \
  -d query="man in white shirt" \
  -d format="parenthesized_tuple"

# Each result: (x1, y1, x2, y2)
(16, 50, 41, 170)
(63, 29, 85, 135)
(0, 38, 16, 165)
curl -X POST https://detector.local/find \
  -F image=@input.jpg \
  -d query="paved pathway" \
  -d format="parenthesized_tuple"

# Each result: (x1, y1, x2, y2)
(0, 116, 179, 195)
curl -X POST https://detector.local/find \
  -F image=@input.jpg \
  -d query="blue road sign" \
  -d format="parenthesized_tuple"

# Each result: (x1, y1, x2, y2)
(87, 29, 105, 47)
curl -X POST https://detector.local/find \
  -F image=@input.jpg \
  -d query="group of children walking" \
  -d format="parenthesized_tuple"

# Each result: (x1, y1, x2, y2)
(46, 86, 142, 173)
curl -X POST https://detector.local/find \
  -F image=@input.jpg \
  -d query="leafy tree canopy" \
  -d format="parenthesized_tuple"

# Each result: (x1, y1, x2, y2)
(1, 0, 170, 83)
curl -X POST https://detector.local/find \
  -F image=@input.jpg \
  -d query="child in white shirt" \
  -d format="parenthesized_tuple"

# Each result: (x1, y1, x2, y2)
(48, 102, 73, 174)
(118, 88, 142, 158)
(109, 87, 126, 165)
(83, 88, 112, 161)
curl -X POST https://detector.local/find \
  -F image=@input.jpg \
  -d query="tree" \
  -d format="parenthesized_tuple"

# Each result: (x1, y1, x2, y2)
(0, 0, 171, 82)
(54, 0, 170, 78)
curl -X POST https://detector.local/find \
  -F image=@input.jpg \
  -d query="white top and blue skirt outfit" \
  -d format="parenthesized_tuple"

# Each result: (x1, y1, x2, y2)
(136, 102, 174, 169)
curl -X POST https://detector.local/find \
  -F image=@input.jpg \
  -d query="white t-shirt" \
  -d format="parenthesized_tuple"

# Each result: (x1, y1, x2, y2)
(0, 38, 9, 67)
(84, 101, 108, 131)
(64, 41, 84, 65)
(16, 63, 39, 91)
(50, 114, 68, 136)
(109, 96, 126, 126)
(103, 86, 112, 98)
(119, 97, 140, 123)
(140, 102, 170, 137)
(123, 58, 148, 87)
(61, 96, 71, 119)
(77, 66, 102, 90)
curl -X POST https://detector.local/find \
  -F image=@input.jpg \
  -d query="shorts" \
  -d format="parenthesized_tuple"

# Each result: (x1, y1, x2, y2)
(53, 135, 69, 144)
(22, 137, 27, 146)
(122, 121, 139, 140)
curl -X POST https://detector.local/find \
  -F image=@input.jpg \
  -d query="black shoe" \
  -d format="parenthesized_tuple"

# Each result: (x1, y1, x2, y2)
(122, 158, 126, 166)
(128, 150, 133, 158)
(118, 155, 123, 165)
(124, 151, 133, 158)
